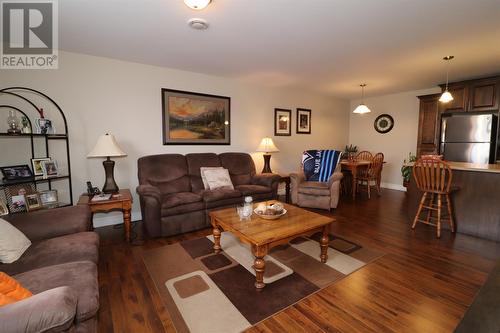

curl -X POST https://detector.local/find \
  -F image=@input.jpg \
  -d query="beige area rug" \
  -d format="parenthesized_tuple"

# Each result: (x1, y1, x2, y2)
(142, 232, 384, 333)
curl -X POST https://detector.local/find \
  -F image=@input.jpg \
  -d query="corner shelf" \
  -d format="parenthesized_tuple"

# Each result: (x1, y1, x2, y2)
(0, 87, 73, 215)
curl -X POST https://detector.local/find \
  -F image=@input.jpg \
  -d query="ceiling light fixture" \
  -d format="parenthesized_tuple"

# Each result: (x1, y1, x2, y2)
(439, 55, 455, 103)
(184, 0, 211, 10)
(353, 84, 371, 114)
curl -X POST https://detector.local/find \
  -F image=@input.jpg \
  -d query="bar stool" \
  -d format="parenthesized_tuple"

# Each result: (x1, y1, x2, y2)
(411, 158, 455, 238)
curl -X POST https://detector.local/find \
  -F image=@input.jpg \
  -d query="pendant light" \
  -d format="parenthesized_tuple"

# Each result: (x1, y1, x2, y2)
(184, 0, 211, 10)
(353, 84, 371, 114)
(439, 56, 454, 103)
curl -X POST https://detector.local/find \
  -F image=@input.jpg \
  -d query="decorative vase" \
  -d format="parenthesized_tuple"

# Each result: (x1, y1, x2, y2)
(7, 110, 21, 134)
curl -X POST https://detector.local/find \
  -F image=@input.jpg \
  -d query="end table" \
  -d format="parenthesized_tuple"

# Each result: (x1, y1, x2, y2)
(279, 175, 291, 203)
(77, 189, 133, 242)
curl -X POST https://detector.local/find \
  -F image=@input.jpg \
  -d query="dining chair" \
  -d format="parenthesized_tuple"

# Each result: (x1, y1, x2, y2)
(355, 151, 373, 162)
(411, 158, 455, 238)
(356, 152, 384, 199)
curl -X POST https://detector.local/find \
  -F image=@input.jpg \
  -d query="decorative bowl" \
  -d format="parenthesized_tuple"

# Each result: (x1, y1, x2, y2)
(254, 208, 287, 220)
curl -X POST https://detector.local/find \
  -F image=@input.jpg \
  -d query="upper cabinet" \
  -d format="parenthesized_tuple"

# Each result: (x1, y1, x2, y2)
(416, 94, 441, 157)
(439, 76, 500, 113)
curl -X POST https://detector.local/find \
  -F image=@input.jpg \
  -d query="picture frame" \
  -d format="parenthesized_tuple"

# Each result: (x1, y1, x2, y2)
(31, 158, 52, 176)
(39, 190, 58, 207)
(41, 160, 58, 177)
(25, 193, 42, 211)
(0, 164, 34, 181)
(6, 184, 35, 213)
(0, 200, 9, 216)
(161, 88, 231, 145)
(274, 108, 292, 136)
(296, 108, 312, 134)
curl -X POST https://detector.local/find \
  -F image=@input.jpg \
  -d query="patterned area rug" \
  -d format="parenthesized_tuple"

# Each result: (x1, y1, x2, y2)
(142, 232, 384, 333)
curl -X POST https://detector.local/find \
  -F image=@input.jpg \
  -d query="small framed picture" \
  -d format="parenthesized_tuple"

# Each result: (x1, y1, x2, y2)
(0, 200, 9, 216)
(6, 184, 35, 213)
(40, 190, 58, 207)
(41, 160, 58, 177)
(11, 195, 26, 212)
(0, 165, 34, 181)
(296, 108, 311, 134)
(274, 108, 291, 136)
(25, 193, 42, 211)
(31, 158, 52, 176)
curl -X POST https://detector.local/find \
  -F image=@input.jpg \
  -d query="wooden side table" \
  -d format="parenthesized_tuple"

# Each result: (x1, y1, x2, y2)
(279, 175, 291, 203)
(77, 189, 133, 242)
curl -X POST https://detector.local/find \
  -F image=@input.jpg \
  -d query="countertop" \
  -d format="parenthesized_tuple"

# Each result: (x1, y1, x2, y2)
(405, 161, 500, 174)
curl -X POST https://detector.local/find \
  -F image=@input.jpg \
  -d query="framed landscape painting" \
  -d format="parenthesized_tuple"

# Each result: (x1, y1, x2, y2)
(162, 89, 231, 145)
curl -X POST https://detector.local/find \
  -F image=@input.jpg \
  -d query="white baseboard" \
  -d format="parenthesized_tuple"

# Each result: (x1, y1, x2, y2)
(380, 182, 406, 192)
(92, 210, 142, 228)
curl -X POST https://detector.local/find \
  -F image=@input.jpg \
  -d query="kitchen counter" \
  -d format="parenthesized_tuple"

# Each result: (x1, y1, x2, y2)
(404, 161, 500, 173)
(406, 162, 500, 241)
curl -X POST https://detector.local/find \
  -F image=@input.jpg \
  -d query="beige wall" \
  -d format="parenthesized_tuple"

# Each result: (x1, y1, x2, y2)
(0, 51, 350, 226)
(349, 88, 440, 190)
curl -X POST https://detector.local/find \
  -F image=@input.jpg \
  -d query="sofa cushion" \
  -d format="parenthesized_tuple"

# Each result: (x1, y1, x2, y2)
(0, 232, 99, 276)
(219, 153, 256, 186)
(202, 188, 242, 203)
(0, 218, 31, 264)
(298, 181, 330, 196)
(186, 153, 222, 191)
(162, 192, 202, 209)
(235, 185, 272, 196)
(161, 202, 205, 217)
(14, 261, 98, 323)
(138, 154, 191, 194)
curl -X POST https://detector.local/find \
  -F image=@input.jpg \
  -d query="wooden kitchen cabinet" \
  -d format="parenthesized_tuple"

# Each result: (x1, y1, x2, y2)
(416, 94, 441, 157)
(439, 76, 500, 113)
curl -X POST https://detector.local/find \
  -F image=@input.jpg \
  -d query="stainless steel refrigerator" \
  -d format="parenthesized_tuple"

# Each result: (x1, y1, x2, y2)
(440, 114, 497, 164)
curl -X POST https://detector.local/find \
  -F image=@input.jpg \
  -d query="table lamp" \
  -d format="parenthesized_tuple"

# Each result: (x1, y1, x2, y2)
(256, 137, 279, 173)
(87, 133, 127, 193)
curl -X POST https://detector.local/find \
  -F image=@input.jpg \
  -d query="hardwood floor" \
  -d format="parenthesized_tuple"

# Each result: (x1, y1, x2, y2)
(96, 189, 500, 333)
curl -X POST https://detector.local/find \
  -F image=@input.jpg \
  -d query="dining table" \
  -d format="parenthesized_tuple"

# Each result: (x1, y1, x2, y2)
(340, 159, 372, 200)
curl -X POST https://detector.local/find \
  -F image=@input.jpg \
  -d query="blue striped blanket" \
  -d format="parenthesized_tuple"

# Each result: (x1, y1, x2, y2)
(302, 150, 342, 182)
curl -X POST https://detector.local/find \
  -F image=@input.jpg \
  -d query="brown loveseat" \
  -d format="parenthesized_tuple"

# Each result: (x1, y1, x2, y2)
(0, 205, 99, 333)
(137, 152, 281, 237)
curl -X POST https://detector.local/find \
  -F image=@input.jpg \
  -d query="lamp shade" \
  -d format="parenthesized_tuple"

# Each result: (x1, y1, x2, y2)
(87, 133, 127, 158)
(439, 90, 454, 103)
(353, 104, 371, 114)
(256, 137, 279, 153)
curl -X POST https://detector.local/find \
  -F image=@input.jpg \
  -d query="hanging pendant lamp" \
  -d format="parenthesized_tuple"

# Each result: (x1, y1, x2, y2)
(439, 56, 455, 103)
(353, 83, 371, 114)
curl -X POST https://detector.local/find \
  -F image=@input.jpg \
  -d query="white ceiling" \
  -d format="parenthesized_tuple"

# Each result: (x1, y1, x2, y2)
(60, 0, 500, 99)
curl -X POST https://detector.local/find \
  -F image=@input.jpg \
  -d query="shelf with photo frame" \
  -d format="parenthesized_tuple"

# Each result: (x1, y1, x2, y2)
(0, 87, 73, 215)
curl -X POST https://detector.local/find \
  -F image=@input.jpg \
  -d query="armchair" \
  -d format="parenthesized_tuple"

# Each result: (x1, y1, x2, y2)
(290, 163, 343, 210)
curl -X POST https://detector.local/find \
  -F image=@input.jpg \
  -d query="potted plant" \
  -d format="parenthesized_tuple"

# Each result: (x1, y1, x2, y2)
(401, 152, 417, 188)
(343, 144, 358, 160)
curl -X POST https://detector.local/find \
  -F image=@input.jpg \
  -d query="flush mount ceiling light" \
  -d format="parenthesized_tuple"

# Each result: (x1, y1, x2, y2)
(353, 84, 371, 114)
(188, 18, 209, 30)
(184, 0, 211, 10)
(439, 55, 455, 103)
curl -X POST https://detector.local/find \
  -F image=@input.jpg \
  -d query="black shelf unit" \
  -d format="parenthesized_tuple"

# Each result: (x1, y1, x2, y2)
(0, 87, 73, 214)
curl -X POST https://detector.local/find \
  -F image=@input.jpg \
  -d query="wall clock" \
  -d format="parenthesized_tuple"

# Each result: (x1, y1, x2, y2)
(374, 114, 394, 134)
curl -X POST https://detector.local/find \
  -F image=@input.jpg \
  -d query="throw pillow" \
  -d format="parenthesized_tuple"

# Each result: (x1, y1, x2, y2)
(200, 167, 223, 190)
(203, 168, 234, 190)
(0, 272, 32, 306)
(302, 150, 341, 182)
(0, 218, 31, 264)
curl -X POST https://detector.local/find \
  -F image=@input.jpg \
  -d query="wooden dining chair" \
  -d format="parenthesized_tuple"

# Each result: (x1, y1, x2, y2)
(357, 152, 384, 199)
(411, 158, 455, 238)
(355, 151, 373, 162)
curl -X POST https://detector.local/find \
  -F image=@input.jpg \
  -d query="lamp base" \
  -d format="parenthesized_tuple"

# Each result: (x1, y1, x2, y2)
(261, 154, 273, 173)
(102, 157, 119, 193)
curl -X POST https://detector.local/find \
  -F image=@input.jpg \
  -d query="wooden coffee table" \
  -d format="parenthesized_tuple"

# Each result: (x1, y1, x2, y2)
(209, 201, 335, 291)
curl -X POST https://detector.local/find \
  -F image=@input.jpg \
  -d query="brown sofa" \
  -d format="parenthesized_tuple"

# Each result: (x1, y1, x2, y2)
(137, 152, 281, 237)
(0, 205, 99, 333)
